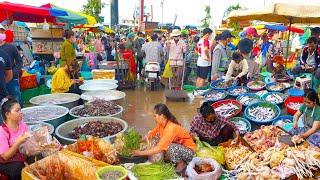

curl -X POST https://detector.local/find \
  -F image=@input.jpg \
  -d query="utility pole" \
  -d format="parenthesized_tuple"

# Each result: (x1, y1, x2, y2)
(160, 0, 164, 29)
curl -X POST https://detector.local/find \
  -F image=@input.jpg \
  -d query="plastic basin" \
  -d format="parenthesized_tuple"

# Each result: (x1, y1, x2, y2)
(210, 79, 236, 90)
(55, 117, 128, 145)
(288, 88, 304, 97)
(230, 117, 252, 134)
(204, 90, 228, 102)
(284, 96, 304, 115)
(266, 82, 286, 92)
(211, 99, 242, 118)
(96, 166, 128, 180)
(79, 83, 118, 93)
(22, 105, 69, 128)
(81, 90, 126, 102)
(236, 93, 261, 106)
(244, 101, 281, 124)
(247, 80, 266, 91)
(30, 93, 80, 109)
(262, 92, 286, 105)
(26, 121, 55, 135)
(227, 86, 249, 97)
(69, 105, 124, 119)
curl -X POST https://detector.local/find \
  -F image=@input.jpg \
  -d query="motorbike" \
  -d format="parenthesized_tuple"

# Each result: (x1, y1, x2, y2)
(144, 61, 161, 91)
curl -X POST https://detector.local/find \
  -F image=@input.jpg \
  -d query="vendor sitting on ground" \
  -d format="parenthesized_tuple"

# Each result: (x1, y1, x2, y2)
(190, 102, 240, 146)
(133, 104, 196, 171)
(271, 55, 287, 80)
(0, 97, 30, 180)
(225, 52, 248, 85)
(291, 89, 320, 147)
(51, 60, 83, 94)
(292, 37, 320, 78)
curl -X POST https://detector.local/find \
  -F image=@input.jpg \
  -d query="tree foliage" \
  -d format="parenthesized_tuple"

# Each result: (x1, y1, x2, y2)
(201, 5, 212, 28)
(223, 4, 241, 19)
(82, 0, 105, 23)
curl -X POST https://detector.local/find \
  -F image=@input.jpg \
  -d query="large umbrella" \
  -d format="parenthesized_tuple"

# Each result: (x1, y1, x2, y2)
(228, 3, 320, 66)
(0, 2, 67, 23)
(41, 4, 87, 25)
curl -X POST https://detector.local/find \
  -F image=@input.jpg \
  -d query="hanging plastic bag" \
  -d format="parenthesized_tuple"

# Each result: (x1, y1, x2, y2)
(162, 60, 173, 78)
(186, 157, 222, 180)
(195, 138, 225, 165)
(19, 127, 60, 156)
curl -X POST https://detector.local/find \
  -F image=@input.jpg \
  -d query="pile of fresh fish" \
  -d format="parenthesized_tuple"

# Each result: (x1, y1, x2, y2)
(247, 81, 265, 90)
(287, 102, 302, 110)
(248, 106, 276, 121)
(229, 87, 248, 96)
(238, 95, 260, 106)
(256, 90, 268, 97)
(268, 83, 286, 91)
(214, 80, 234, 89)
(215, 103, 240, 118)
(233, 120, 248, 134)
(274, 119, 292, 128)
(265, 94, 283, 104)
(205, 90, 226, 101)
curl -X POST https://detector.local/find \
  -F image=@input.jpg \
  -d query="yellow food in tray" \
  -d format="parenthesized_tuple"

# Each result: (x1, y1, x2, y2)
(22, 150, 107, 180)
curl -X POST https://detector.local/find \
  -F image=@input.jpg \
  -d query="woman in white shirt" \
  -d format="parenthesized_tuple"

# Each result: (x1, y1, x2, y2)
(225, 52, 249, 84)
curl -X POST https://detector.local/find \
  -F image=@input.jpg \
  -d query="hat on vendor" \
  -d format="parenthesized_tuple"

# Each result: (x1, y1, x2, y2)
(246, 27, 259, 37)
(237, 38, 253, 54)
(220, 30, 235, 40)
(170, 29, 181, 37)
(127, 32, 135, 39)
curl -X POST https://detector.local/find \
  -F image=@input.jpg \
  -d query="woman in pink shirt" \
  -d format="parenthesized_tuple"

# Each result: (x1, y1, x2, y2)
(0, 97, 29, 180)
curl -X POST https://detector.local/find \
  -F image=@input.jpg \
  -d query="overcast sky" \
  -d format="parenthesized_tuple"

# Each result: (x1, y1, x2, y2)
(4, 0, 320, 26)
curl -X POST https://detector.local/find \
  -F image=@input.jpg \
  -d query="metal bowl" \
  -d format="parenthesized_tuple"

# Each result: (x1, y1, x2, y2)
(55, 117, 128, 145)
(30, 93, 80, 109)
(26, 121, 55, 135)
(84, 79, 118, 84)
(69, 104, 123, 119)
(22, 105, 69, 128)
(79, 83, 118, 93)
(81, 90, 126, 102)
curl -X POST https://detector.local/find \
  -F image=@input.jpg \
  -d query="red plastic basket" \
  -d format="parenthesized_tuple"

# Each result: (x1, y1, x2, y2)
(211, 99, 242, 118)
(284, 96, 304, 115)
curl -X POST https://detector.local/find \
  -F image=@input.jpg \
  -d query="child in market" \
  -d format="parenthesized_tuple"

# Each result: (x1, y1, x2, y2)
(237, 38, 260, 83)
(225, 52, 249, 85)
(271, 55, 289, 81)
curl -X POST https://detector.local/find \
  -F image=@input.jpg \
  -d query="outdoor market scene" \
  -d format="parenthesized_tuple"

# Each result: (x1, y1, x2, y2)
(1, 0, 320, 179)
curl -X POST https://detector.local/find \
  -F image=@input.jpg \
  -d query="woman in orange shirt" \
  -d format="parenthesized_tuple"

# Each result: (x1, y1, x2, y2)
(133, 104, 196, 170)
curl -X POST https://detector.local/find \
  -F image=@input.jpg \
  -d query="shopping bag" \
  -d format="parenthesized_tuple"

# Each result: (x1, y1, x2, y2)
(186, 157, 222, 180)
(162, 60, 173, 78)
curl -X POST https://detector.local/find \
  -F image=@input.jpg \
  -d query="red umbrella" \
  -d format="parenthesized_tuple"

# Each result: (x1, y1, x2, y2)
(0, 2, 66, 23)
(286, 26, 304, 34)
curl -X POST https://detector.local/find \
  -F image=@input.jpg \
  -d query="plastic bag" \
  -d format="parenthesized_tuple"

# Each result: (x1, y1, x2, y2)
(19, 127, 60, 156)
(186, 157, 222, 180)
(195, 138, 225, 165)
(162, 60, 173, 78)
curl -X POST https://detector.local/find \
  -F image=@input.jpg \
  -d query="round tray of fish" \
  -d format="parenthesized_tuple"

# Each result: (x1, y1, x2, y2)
(244, 102, 280, 124)
(204, 90, 228, 102)
(236, 93, 261, 106)
(262, 92, 287, 105)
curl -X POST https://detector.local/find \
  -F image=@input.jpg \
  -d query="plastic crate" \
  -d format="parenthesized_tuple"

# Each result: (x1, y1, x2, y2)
(22, 88, 39, 104)
(38, 85, 51, 95)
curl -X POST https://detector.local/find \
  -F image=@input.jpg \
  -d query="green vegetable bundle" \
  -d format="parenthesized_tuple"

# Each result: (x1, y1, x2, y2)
(195, 138, 225, 165)
(120, 128, 141, 157)
(132, 162, 177, 180)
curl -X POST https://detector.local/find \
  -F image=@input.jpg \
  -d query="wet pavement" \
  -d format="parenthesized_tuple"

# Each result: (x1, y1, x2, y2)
(121, 87, 201, 135)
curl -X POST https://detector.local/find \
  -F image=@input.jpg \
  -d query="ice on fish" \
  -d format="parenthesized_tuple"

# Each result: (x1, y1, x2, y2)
(248, 106, 276, 121)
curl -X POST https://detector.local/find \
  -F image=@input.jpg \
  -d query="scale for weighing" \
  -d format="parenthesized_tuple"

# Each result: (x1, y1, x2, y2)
(294, 75, 312, 90)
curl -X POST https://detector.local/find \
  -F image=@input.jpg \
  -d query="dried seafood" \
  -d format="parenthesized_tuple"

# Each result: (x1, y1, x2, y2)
(73, 99, 121, 117)
(243, 126, 287, 152)
(69, 121, 123, 139)
(66, 137, 119, 164)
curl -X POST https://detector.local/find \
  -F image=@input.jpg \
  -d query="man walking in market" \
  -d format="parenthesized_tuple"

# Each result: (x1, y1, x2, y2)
(211, 30, 234, 81)
(164, 29, 187, 90)
(0, 25, 23, 107)
(134, 32, 146, 76)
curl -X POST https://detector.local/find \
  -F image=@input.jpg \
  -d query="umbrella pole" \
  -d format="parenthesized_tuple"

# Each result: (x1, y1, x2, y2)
(285, 19, 292, 69)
